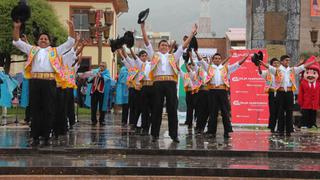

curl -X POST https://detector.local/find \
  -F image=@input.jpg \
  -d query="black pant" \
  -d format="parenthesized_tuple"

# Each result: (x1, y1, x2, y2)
(141, 85, 154, 133)
(268, 92, 278, 131)
(66, 88, 75, 127)
(195, 90, 209, 132)
(185, 91, 197, 126)
(207, 89, 232, 135)
(128, 88, 136, 125)
(133, 89, 143, 127)
(54, 87, 68, 136)
(91, 91, 105, 123)
(29, 79, 56, 139)
(276, 91, 293, 134)
(25, 106, 31, 122)
(122, 104, 129, 124)
(301, 109, 317, 128)
(151, 81, 178, 138)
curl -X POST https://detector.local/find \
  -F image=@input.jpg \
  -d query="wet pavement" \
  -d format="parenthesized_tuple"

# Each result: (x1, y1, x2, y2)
(0, 114, 319, 178)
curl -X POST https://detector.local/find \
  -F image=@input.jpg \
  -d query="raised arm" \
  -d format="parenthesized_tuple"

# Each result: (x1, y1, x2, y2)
(141, 22, 149, 46)
(238, 53, 250, 65)
(56, 20, 76, 56)
(12, 21, 32, 54)
(129, 48, 137, 60)
(221, 56, 230, 65)
(76, 40, 87, 56)
(182, 24, 198, 50)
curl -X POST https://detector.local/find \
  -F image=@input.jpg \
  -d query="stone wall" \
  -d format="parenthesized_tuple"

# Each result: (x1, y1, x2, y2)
(246, 0, 301, 64)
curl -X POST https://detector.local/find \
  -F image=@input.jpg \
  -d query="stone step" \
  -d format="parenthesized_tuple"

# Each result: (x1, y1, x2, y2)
(0, 154, 318, 179)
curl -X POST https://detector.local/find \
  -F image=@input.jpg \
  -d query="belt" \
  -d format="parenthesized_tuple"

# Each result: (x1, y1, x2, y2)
(154, 75, 176, 82)
(31, 72, 55, 80)
(200, 86, 209, 91)
(208, 84, 227, 90)
(277, 87, 293, 92)
(142, 80, 153, 86)
(268, 88, 276, 93)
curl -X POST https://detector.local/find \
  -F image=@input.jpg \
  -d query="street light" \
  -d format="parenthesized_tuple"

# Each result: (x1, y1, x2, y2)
(310, 28, 320, 52)
(88, 8, 114, 65)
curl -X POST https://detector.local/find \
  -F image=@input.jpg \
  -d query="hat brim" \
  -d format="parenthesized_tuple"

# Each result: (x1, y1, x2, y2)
(138, 8, 149, 24)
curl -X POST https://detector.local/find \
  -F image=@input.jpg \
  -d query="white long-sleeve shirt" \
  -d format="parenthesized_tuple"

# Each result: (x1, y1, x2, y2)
(268, 65, 305, 91)
(200, 60, 240, 86)
(145, 42, 184, 76)
(259, 70, 276, 89)
(13, 37, 75, 73)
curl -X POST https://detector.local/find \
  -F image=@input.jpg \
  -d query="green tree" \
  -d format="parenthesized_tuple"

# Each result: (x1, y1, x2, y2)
(0, 0, 68, 73)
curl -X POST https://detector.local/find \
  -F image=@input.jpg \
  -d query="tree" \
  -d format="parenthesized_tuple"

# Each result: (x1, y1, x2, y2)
(0, 0, 68, 73)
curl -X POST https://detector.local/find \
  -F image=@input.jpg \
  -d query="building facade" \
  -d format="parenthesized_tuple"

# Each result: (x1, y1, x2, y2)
(48, 0, 128, 77)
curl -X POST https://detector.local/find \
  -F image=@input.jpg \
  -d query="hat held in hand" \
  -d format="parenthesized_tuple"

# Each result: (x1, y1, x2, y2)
(251, 51, 263, 66)
(137, 8, 149, 24)
(11, 0, 31, 23)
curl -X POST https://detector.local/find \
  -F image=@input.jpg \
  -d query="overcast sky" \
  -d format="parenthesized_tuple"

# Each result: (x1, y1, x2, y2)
(118, 0, 246, 42)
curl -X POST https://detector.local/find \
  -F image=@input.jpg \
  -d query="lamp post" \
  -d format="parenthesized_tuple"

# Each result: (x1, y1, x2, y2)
(310, 27, 320, 53)
(88, 9, 114, 65)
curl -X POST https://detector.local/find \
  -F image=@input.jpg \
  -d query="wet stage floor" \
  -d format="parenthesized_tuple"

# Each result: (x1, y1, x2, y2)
(0, 114, 319, 178)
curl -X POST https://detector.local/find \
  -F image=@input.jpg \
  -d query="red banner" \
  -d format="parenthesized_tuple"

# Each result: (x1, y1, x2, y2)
(229, 49, 269, 124)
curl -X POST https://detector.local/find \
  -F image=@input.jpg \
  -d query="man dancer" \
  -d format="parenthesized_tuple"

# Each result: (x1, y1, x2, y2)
(199, 52, 249, 138)
(141, 20, 197, 143)
(260, 55, 319, 136)
(258, 58, 280, 133)
(12, 20, 75, 146)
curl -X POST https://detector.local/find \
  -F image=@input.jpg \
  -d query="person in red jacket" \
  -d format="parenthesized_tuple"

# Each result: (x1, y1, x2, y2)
(298, 56, 320, 128)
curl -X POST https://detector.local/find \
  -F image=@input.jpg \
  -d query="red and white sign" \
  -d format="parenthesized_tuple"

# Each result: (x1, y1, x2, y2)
(229, 49, 269, 124)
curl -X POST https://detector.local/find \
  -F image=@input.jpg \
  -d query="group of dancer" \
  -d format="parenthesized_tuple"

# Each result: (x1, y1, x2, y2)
(11, 8, 320, 147)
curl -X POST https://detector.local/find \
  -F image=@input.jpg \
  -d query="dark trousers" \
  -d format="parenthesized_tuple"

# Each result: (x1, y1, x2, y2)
(207, 89, 232, 135)
(133, 89, 143, 127)
(195, 90, 209, 132)
(276, 91, 294, 134)
(29, 79, 56, 140)
(301, 109, 317, 128)
(66, 88, 75, 127)
(151, 81, 178, 138)
(141, 85, 154, 133)
(54, 87, 68, 136)
(91, 91, 105, 123)
(268, 92, 278, 131)
(185, 91, 197, 126)
(25, 106, 31, 122)
(128, 87, 136, 125)
(121, 103, 129, 124)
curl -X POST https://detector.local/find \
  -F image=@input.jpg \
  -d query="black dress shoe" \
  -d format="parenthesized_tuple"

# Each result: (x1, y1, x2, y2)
(30, 138, 40, 147)
(171, 137, 180, 143)
(152, 136, 159, 142)
(91, 122, 97, 126)
(43, 139, 51, 146)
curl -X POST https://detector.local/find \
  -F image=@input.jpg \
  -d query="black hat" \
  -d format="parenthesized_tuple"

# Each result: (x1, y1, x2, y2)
(137, 8, 149, 24)
(11, 0, 31, 23)
(251, 51, 263, 66)
(123, 31, 135, 48)
(109, 39, 118, 53)
(189, 36, 198, 51)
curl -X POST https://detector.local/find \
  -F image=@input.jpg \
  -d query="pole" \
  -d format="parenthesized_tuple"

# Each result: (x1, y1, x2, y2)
(98, 30, 102, 65)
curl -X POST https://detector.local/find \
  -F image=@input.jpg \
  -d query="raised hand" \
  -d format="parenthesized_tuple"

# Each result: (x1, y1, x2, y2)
(191, 23, 198, 36)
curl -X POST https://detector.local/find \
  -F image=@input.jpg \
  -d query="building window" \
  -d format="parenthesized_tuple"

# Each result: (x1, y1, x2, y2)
(71, 8, 90, 40)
